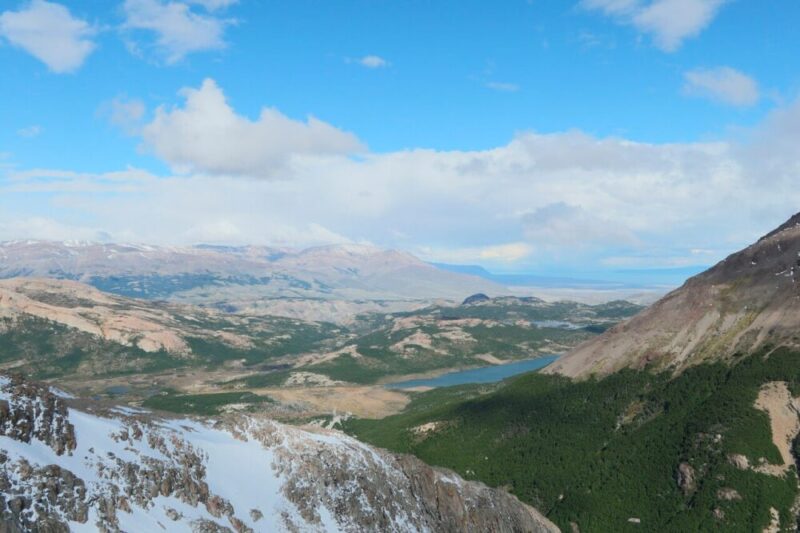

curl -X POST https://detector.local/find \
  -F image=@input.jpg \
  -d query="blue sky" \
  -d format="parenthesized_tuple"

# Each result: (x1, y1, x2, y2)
(1, 0, 800, 280)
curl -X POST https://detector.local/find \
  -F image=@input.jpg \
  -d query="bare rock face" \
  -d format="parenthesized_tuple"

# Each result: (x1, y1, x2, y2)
(675, 462, 696, 495)
(547, 212, 800, 378)
(0, 375, 558, 532)
(717, 488, 742, 501)
(0, 376, 75, 456)
(394, 455, 554, 532)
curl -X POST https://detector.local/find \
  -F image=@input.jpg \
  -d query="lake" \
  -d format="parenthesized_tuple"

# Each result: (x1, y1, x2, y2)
(386, 355, 559, 389)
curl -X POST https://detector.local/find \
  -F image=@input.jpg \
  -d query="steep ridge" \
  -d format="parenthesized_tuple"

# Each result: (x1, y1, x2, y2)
(547, 212, 800, 378)
(0, 375, 558, 532)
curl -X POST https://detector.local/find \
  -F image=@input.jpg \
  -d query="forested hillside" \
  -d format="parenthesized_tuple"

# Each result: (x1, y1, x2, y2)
(345, 347, 800, 532)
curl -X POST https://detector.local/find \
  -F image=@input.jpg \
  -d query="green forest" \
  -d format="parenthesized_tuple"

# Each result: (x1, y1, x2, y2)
(344, 347, 800, 532)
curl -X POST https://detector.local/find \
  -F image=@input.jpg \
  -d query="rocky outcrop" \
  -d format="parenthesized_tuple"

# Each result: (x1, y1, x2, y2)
(0, 376, 75, 455)
(462, 293, 491, 305)
(394, 455, 555, 532)
(547, 212, 800, 378)
(0, 278, 190, 354)
(675, 462, 696, 495)
(0, 375, 557, 532)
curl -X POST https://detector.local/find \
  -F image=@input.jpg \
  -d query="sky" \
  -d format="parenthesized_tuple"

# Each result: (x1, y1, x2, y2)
(1, 0, 800, 280)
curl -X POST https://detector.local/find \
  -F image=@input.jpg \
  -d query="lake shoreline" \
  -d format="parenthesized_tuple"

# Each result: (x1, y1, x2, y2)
(384, 355, 559, 390)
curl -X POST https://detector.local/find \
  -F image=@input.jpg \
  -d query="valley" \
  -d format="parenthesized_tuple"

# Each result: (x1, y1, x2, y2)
(4, 216, 800, 531)
(0, 272, 641, 421)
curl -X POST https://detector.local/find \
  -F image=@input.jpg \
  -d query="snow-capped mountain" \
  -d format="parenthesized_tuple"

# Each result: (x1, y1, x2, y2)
(0, 375, 557, 532)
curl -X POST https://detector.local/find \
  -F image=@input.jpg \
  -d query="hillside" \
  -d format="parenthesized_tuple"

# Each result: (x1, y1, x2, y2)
(546, 213, 800, 378)
(0, 278, 339, 380)
(0, 374, 557, 532)
(345, 347, 800, 532)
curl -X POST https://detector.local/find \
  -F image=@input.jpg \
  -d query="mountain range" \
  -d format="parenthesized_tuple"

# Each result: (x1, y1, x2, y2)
(0, 241, 506, 323)
(0, 240, 500, 300)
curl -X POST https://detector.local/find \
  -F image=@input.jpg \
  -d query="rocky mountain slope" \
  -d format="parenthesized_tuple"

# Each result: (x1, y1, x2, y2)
(0, 278, 338, 379)
(0, 375, 557, 532)
(0, 241, 503, 317)
(547, 212, 800, 378)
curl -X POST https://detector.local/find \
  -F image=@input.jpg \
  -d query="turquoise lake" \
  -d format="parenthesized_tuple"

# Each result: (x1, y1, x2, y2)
(386, 355, 559, 389)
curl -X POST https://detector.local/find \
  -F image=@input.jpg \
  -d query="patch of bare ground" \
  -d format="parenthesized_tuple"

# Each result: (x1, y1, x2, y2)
(433, 328, 475, 343)
(255, 385, 411, 419)
(287, 344, 362, 367)
(411, 421, 442, 435)
(390, 331, 446, 356)
(764, 507, 781, 533)
(754, 381, 800, 476)
(284, 372, 344, 387)
(0, 280, 190, 354)
(474, 353, 508, 365)
(401, 386, 434, 393)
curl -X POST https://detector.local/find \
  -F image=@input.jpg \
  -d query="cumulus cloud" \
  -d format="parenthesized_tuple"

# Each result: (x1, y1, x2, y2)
(6, 93, 800, 271)
(0, 1, 95, 73)
(358, 55, 388, 68)
(122, 0, 232, 63)
(740, 97, 800, 187)
(139, 79, 364, 177)
(683, 67, 759, 106)
(582, 0, 727, 51)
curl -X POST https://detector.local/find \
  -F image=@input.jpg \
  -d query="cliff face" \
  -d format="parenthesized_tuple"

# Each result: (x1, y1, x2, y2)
(547, 213, 800, 379)
(0, 375, 558, 533)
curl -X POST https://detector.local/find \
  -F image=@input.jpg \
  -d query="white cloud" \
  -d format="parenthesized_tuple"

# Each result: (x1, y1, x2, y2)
(17, 125, 42, 138)
(122, 0, 232, 63)
(7, 91, 800, 271)
(479, 242, 534, 262)
(100, 96, 147, 133)
(357, 55, 388, 68)
(139, 79, 364, 177)
(583, 0, 727, 51)
(418, 243, 534, 264)
(683, 67, 760, 107)
(486, 82, 520, 92)
(522, 203, 639, 247)
(0, 1, 95, 73)
(0, 216, 109, 242)
(187, 0, 238, 10)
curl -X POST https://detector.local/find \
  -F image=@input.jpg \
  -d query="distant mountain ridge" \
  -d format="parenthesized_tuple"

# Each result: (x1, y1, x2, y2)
(0, 241, 504, 317)
(547, 212, 800, 378)
(431, 262, 705, 289)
